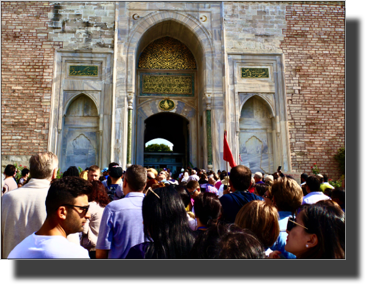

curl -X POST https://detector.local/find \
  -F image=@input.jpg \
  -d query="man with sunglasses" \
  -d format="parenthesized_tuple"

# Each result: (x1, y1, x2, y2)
(8, 177, 92, 258)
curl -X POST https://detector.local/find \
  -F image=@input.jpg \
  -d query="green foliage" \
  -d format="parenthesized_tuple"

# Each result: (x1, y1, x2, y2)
(13, 163, 26, 182)
(310, 163, 320, 175)
(56, 168, 63, 179)
(334, 147, 345, 174)
(145, 143, 171, 152)
(328, 175, 344, 189)
(77, 166, 83, 174)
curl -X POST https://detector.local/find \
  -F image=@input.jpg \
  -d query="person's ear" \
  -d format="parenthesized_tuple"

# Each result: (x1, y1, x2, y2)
(57, 206, 67, 220)
(306, 234, 318, 248)
(52, 168, 58, 180)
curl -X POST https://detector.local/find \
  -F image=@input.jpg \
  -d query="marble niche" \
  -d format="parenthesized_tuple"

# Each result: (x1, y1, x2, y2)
(239, 95, 275, 174)
(61, 94, 99, 171)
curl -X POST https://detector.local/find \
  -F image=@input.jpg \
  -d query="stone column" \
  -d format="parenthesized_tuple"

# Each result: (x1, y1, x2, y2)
(205, 93, 213, 171)
(127, 93, 134, 167)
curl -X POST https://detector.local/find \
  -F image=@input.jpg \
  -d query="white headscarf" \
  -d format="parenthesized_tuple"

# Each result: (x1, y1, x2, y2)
(181, 172, 189, 182)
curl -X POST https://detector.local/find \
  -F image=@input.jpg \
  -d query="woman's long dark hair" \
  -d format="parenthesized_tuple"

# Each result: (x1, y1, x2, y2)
(297, 200, 345, 259)
(193, 192, 221, 227)
(143, 186, 195, 259)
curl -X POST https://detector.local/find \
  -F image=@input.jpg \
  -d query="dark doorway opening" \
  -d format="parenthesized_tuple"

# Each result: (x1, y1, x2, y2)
(144, 113, 189, 176)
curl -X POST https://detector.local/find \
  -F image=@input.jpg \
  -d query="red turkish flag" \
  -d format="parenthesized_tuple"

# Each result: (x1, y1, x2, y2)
(223, 131, 237, 168)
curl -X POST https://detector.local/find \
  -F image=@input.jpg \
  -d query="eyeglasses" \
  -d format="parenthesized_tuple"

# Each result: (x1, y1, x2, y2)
(62, 204, 90, 216)
(191, 188, 200, 195)
(287, 217, 308, 231)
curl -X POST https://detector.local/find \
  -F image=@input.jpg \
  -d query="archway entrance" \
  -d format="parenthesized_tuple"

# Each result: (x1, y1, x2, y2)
(144, 113, 189, 176)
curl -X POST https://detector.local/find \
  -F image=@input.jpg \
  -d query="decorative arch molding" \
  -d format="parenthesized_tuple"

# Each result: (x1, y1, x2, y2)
(127, 11, 214, 54)
(63, 92, 100, 116)
(125, 11, 215, 94)
(138, 100, 196, 121)
(239, 93, 275, 119)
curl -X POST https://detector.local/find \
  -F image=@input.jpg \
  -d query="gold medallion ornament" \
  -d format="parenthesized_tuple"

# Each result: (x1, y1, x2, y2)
(159, 99, 175, 111)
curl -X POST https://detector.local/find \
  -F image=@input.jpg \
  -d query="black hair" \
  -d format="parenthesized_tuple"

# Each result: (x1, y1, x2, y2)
(63, 166, 80, 177)
(297, 200, 345, 259)
(142, 186, 195, 258)
(190, 223, 265, 259)
(254, 183, 268, 197)
(323, 188, 333, 197)
(229, 165, 252, 191)
(45, 176, 92, 216)
(306, 175, 322, 192)
(4, 165, 16, 177)
(193, 192, 221, 227)
(175, 185, 191, 209)
(330, 187, 345, 210)
(323, 174, 329, 182)
(301, 173, 308, 181)
(21, 168, 30, 177)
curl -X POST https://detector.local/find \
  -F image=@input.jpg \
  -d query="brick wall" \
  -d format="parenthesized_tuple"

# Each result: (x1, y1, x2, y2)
(1, 2, 62, 168)
(281, 2, 345, 179)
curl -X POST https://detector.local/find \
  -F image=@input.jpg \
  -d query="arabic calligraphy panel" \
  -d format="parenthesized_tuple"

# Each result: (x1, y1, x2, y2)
(69, 65, 98, 77)
(241, 68, 269, 78)
(139, 73, 195, 97)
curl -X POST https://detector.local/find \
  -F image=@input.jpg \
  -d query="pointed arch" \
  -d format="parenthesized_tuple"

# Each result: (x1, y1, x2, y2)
(64, 92, 99, 116)
(125, 11, 215, 93)
(240, 93, 275, 118)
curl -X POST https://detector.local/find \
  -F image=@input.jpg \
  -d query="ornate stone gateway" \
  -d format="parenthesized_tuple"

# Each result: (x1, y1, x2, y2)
(47, 3, 293, 174)
(134, 36, 198, 171)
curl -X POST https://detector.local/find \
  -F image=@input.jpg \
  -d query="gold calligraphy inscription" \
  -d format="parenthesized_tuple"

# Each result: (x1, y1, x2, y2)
(138, 37, 196, 70)
(241, 68, 269, 78)
(69, 65, 98, 77)
(142, 75, 193, 95)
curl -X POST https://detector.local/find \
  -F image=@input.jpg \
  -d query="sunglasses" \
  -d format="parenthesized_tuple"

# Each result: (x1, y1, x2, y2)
(287, 217, 308, 231)
(62, 204, 90, 216)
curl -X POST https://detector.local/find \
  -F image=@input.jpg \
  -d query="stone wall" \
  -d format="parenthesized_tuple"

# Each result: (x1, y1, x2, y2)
(1, 2, 62, 169)
(48, 2, 115, 50)
(1, 1, 345, 178)
(281, 2, 345, 179)
(223, 2, 288, 53)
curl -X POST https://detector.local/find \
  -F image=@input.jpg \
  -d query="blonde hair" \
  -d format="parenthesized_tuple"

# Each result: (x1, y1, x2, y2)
(80, 170, 88, 180)
(29, 152, 58, 179)
(271, 177, 303, 213)
(235, 200, 280, 248)
(147, 168, 158, 177)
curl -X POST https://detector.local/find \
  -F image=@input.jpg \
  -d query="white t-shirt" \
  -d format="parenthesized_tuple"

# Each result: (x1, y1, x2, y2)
(302, 191, 330, 205)
(188, 174, 200, 182)
(8, 233, 90, 259)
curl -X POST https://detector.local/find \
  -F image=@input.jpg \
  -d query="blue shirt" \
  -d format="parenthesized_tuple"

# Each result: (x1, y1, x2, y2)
(96, 192, 146, 259)
(270, 211, 296, 259)
(220, 191, 264, 223)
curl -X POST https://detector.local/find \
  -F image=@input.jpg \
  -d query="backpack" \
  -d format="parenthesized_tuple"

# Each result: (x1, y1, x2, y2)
(107, 184, 118, 201)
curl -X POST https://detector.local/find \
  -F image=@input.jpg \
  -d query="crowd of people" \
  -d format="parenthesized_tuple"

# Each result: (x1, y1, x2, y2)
(1, 152, 345, 259)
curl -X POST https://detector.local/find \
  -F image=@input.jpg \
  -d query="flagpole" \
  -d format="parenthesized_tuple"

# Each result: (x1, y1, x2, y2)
(225, 130, 229, 187)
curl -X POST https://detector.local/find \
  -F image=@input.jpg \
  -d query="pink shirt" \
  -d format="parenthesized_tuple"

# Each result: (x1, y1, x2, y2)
(2, 177, 17, 195)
